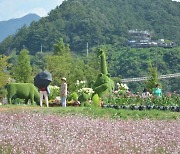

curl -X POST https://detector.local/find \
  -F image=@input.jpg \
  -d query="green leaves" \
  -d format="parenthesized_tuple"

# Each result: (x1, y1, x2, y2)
(12, 49, 32, 83)
(0, 56, 10, 88)
(53, 38, 70, 55)
(146, 62, 159, 93)
(1, 0, 180, 54)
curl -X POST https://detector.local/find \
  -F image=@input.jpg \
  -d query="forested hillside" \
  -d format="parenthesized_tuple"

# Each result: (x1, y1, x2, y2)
(0, 0, 180, 54)
(0, 0, 179, 93)
(105, 45, 180, 93)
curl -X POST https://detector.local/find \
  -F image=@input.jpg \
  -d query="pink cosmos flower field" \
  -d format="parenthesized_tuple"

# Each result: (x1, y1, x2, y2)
(0, 110, 179, 154)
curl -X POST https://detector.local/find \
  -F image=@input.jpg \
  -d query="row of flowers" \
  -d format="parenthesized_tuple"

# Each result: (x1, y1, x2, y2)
(103, 104, 180, 112)
(102, 93, 180, 107)
(40, 82, 180, 109)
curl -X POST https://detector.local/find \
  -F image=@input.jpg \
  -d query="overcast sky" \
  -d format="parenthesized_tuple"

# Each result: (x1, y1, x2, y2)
(0, 0, 179, 21)
(0, 0, 64, 21)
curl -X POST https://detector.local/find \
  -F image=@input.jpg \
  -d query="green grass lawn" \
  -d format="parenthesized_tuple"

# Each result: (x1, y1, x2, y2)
(1, 104, 179, 120)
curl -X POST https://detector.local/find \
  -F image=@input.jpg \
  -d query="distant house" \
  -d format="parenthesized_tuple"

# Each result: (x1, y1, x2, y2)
(128, 30, 152, 42)
(127, 30, 174, 48)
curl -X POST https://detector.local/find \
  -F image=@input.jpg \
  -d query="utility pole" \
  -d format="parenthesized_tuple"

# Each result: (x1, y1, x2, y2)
(41, 44, 42, 53)
(86, 42, 89, 57)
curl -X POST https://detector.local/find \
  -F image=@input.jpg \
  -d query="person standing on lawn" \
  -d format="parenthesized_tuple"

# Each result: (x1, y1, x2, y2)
(40, 86, 49, 107)
(153, 84, 162, 97)
(141, 88, 151, 98)
(60, 77, 67, 107)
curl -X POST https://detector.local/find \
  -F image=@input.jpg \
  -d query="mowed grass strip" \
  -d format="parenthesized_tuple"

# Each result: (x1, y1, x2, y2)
(0, 105, 179, 120)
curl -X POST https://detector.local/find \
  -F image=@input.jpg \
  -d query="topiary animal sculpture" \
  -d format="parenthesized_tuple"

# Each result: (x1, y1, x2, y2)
(7, 83, 40, 104)
(97, 48, 108, 75)
(93, 48, 114, 97)
(93, 73, 114, 97)
(78, 92, 91, 106)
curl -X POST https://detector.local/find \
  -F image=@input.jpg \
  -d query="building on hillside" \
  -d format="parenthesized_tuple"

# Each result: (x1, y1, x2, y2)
(127, 29, 174, 48)
(128, 30, 152, 42)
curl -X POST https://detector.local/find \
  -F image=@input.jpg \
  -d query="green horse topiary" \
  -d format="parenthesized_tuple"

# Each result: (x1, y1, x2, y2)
(93, 48, 114, 97)
(7, 83, 40, 104)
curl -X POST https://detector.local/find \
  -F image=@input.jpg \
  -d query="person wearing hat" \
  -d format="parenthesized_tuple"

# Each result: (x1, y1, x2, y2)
(60, 77, 67, 107)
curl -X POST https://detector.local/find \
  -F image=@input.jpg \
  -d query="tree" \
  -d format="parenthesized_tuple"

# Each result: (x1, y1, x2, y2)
(0, 56, 10, 87)
(0, 55, 10, 97)
(46, 40, 100, 92)
(146, 62, 159, 93)
(0, 0, 180, 54)
(53, 38, 70, 55)
(46, 52, 100, 92)
(12, 49, 32, 83)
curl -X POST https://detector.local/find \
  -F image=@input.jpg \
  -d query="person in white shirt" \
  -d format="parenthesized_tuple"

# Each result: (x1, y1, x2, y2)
(141, 88, 151, 98)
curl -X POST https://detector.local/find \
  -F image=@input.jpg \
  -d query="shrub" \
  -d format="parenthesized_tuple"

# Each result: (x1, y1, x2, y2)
(78, 87, 94, 104)
(114, 83, 129, 97)
(78, 88, 94, 96)
(0, 88, 7, 98)
(92, 94, 101, 107)
(75, 80, 86, 93)
(48, 85, 60, 100)
(71, 92, 78, 101)
(78, 92, 91, 104)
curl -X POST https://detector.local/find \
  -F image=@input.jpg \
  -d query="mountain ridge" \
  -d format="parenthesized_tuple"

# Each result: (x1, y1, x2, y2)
(0, 0, 180, 54)
(0, 13, 41, 42)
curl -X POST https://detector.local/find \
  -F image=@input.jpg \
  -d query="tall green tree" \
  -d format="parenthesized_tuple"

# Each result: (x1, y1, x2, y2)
(46, 52, 99, 92)
(0, 55, 11, 97)
(146, 62, 159, 93)
(13, 49, 32, 83)
(53, 38, 70, 55)
(0, 56, 10, 87)
(46, 39, 99, 91)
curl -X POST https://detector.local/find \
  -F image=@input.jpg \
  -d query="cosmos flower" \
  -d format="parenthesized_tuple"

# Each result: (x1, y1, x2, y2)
(0, 111, 179, 154)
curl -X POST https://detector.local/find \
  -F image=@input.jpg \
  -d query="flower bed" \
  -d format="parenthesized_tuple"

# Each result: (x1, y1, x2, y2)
(0, 111, 179, 153)
(102, 90, 180, 112)
(102, 104, 180, 112)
